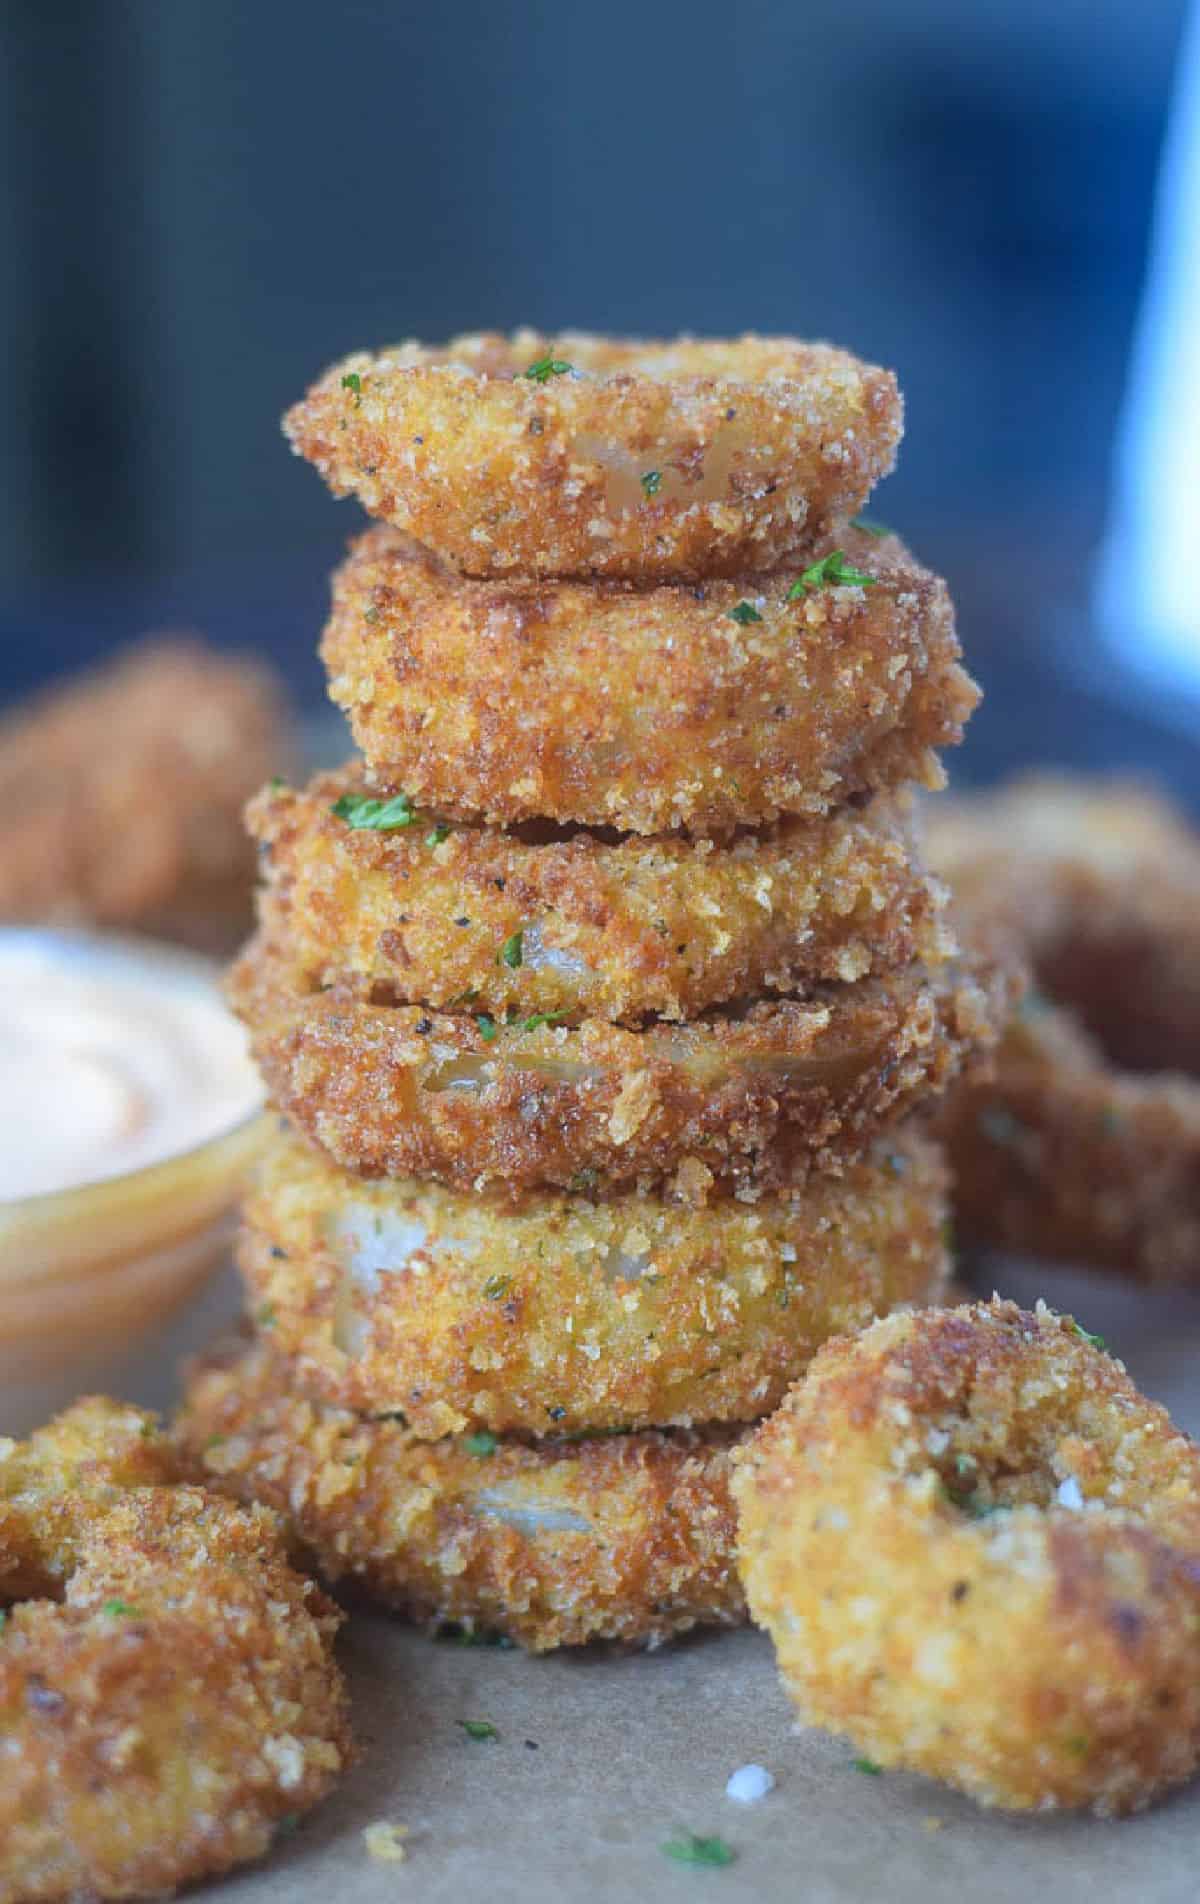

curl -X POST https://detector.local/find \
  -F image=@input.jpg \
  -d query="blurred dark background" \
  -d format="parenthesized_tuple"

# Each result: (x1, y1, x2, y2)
(1, 0, 1195, 787)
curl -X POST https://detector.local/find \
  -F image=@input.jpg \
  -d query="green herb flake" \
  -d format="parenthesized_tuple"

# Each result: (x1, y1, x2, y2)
(476, 1013, 498, 1043)
(641, 469, 663, 497)
(786, 550, 878, 600)
(0, 1610, 7, 1634)
(850, 515, 892, 539)
(1073, 1321, 1107, 1352)
(482, 1275, 512, 1301)
(661, 1834, 736, 1868)
(268, 775, 286, 792)
(103, 1599, 140, 1618)
(330, 791, 416, 832)
(728, 600, 763, 625)
(341, 371, 362, 403)
(256, 1303, 277, 1328)
(524, 356, 573, 383)
(426, 823, 451, 846)
(852, 1756, 883, 1776)
(1065, 1734, 1090, 1758)
(458, 1718, 500, 1741)
(521, 1011, 567, 1033)
(499, 930, 524, 970)
(464, 1430, 498, 1457)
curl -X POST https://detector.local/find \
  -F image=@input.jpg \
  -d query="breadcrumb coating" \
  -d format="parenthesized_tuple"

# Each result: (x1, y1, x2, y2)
(236, 1123, 949, 1434)
(249, 768, 954, 1024)
(734, 1299, 1200, 1816)
(284, 330, 902, 581)
(0, 1399, 350, 1903)
(177, 1338, 747, 1652)
(229, 935, 1008, 1198)
(0, 638, 292, 951)
(321, 523, 976, 835)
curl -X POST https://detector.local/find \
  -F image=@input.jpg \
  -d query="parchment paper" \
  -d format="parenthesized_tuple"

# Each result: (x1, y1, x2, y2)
(87, 1257, 1200, 1901)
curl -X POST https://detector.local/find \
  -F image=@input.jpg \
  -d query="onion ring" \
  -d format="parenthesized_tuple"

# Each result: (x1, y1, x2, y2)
(229, 935, 1008, 1198)
(250, 768, 954, 1024)
(0, 1398, 350, 1900)
(178, 1337, 746, 1653)
(284, 330, 902, 581)
(237, 1123, 948, 1435)
(321, 523, 975, 834)
(734, 1298, 1200, 1815)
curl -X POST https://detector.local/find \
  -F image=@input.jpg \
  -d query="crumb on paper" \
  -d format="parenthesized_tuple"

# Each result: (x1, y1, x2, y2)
(363, 1821, 409, 1862)
(725, 1763, 775, 1804)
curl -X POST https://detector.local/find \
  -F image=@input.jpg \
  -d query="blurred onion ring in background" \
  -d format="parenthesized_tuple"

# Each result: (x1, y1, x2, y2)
(235, 1122, 949, 1435)
(250, 769, 954, 1025)
(321, 524, 976, 835)
(284, 330, 902, 581)
(0, 1399, 349, 1899)
(734, 1299, 1200, 1816)
(178, 1336, 746, 1653)
(229, 936, 1010, 1199)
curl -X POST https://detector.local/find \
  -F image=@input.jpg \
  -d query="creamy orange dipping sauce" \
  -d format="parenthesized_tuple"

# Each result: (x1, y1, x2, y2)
(0, 931, 262, 1201)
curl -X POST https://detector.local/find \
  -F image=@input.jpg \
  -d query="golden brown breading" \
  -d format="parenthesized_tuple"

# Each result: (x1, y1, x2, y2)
(0, 1399, 350, 1903)
(0, 638, 292, 951)
(322, 524, 976, 835)
(249, 768, 955, 1024)
(237, 1123, 949, 1434)
(941, 999, 1200, 1284)
(284, 330, 902, 581)
(927, 774, 1200, 1074)
(229, 934, 1009, 1198)
(177, 1337, 747, 1652)
(734, 1299, 1200, 1816)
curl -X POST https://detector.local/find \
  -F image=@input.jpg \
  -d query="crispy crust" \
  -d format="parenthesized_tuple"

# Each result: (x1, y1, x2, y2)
(177, 1338, 747, 1652)
(229, 934, 1008, 1198)
(249, 768, 955, 1024)
(940, 1001, 1200, 1283)
(0, 638, 292, 948)
(322, 523, 976, 834)
(0, 1399, 350, 1902)
(928, 775, 1200, 1074)
(929, 777, 1200, 1277)
(284, 330, 902, 581)
(733, 1299, 1200, 1816)
(237, 1124, 949, 1434)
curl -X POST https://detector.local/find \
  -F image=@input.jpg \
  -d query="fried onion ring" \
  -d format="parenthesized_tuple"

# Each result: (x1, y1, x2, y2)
(734, 1299, 1200, 1816)
(178, 1338, 746, 1652)
(0, 1398, 350, 1901)
(229, 935, 1007, 1198)
(322, 524, 976, 834)
(929, 777, 1200, 1279)
(250, 768, 954, 1024)
(284, 330, 901, 581)
(237, 1123, 949, 1434)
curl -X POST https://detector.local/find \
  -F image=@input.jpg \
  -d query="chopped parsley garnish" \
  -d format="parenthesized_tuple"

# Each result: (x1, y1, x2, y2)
(0, 1610, 7, 1634)
(786, 550, 878, 599)
(256, 1303, 277, 1328)
(103, 1599, 139, 1618)
(482, 1275, 512, 1301)
(340, 371, 362, 403)
(476, 1013, 498, 1042)
(728, 600, 763, 625)
(426, 823, 451, 846)
(852, 1756, 883, 1776)
(268, 775, 286, 792)
(1073, 1321, 1107, 1352)
(330, 791, 416, 831)
(458, 1718, 500, 1741)
(1065, 1734, 1091, 1758)
(641, 469, 663, 496)
(520, 1011, 567, 1032)
(499, 930, 524, 969)
(850, 515, 891, 539)
(661, 1834, 735, 1867)
(524, 356, 573, 383)
(464, 1431, 498, 1457)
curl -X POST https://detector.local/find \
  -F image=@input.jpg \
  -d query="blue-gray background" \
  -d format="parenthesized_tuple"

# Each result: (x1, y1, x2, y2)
(0, 0, 1192, 783)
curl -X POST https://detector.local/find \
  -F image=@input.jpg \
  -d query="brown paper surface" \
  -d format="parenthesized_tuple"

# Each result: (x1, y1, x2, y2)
(59, 1256, 1200, 1902)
